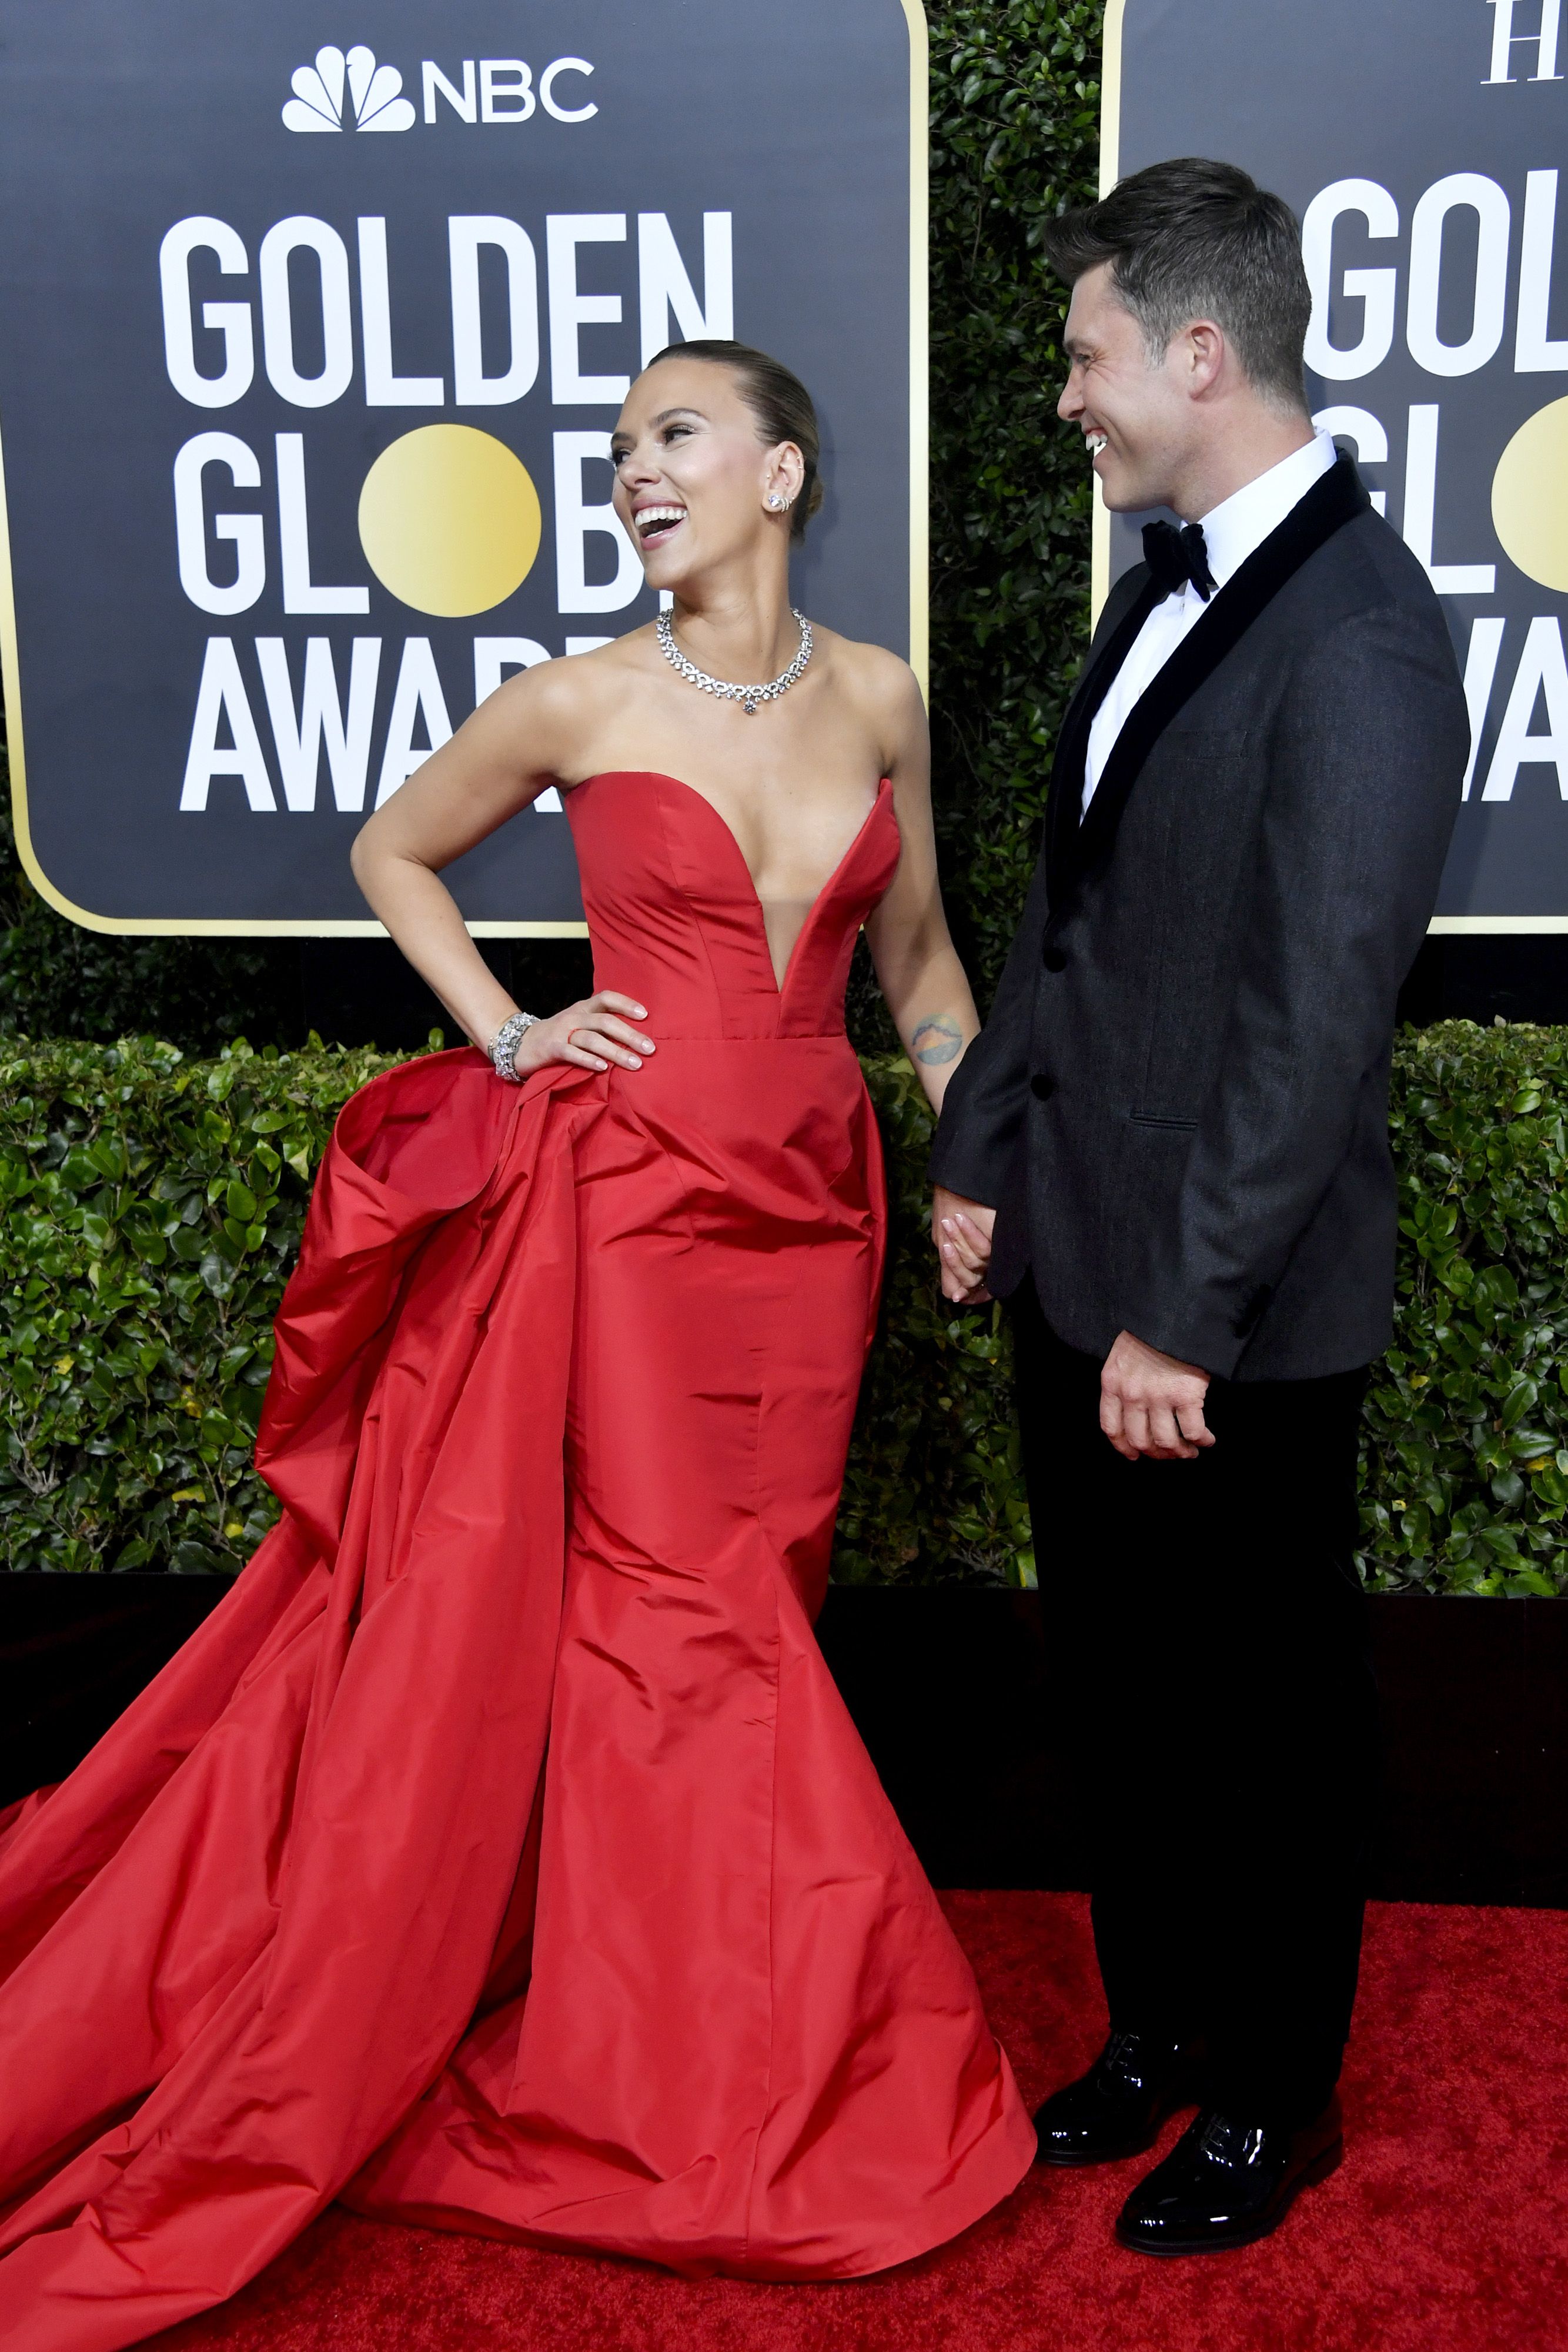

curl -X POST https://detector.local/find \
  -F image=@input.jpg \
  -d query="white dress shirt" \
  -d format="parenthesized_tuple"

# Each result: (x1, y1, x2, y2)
(1081, 432, 1339, 811)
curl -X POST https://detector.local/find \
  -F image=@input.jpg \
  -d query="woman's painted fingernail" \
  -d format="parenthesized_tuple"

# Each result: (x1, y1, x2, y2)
(633, 1005, 647, 1018)
(940, 1218, 952, 1232)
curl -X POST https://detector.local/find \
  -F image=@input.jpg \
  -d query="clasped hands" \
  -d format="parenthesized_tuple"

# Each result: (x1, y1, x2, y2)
(930, 1184, 1215, 1462)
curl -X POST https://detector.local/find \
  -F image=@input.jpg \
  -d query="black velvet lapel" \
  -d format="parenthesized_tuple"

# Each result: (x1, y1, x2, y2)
(1043, 573, 1162, 900)
(1053, 453, 1370, 908)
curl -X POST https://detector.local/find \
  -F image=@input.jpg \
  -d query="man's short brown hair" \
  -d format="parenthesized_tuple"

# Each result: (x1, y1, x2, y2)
(1042, 158, 1312, 414)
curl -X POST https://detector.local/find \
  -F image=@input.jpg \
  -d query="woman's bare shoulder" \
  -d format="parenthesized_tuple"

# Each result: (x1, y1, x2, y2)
(465, 627, 658, 769)
(814, 626, 924, 720)
(813, 631, 927, 786)
(516, 627, 658, 712)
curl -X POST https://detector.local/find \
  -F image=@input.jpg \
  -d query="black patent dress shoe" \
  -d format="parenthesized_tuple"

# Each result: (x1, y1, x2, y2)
(1033, 2030, 1205, 2166)
(1115, 2096, 1343, 2254)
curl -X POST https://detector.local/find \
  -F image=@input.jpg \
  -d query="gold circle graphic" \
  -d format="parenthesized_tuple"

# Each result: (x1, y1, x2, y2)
(357, 426, 541, 616)
(1491, 397, 1568, 594)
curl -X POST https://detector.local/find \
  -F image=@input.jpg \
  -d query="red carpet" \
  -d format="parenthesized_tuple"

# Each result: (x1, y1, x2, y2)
(150, 1893, 1568, 2352)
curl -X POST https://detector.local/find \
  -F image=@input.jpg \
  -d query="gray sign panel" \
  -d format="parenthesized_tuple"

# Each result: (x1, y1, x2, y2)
(0, 1, 922, 933)
(1104, 0, 1568, 927)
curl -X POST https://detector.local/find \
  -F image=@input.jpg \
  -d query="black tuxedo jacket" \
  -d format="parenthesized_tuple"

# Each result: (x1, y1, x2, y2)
(929, 455, 1468, 1382)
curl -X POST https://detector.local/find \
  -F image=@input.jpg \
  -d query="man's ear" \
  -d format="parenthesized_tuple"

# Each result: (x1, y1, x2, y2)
(1183, 319, 1227, 399)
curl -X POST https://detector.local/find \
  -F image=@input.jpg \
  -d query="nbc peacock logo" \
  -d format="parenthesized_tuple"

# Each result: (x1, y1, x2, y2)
(282, 45, 416, 133)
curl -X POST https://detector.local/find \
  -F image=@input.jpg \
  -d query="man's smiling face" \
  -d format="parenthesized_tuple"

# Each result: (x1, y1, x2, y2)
(1057, 261, 1192, 515)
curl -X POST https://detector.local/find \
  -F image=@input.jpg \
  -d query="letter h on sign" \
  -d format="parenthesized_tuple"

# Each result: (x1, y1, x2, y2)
(1485, 0, 1563, 81)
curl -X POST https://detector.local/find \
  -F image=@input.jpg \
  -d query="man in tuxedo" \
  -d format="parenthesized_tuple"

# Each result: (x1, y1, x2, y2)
(929, 159, 1467, 2254)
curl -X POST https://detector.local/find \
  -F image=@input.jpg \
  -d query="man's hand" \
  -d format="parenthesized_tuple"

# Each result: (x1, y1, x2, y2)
(932, 1185, 996, 1304)
(1100, 1329, 1215, 1461)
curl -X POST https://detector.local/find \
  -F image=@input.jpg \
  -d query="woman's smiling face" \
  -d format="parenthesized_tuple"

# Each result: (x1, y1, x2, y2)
(610, 358, 801, 589)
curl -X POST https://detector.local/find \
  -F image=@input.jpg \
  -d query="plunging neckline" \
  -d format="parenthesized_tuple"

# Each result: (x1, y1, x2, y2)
(581, 771, 893, 998)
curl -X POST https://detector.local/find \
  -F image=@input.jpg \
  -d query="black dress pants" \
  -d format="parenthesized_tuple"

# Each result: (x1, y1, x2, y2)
(1011, 1277, 1377, 2127)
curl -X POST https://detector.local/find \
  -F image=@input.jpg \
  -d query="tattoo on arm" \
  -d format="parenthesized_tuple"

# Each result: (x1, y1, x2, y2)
(912, 1015, 962, 1067)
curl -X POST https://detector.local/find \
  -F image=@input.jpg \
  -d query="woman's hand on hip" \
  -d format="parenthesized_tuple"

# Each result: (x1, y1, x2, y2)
(512, 993, 657, 1076)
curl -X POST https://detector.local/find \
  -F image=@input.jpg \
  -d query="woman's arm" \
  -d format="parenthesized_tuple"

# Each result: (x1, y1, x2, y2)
(349, 660, 654, 1078)
(853, 653, 996, 1303)
(859, 659, 980, 1115)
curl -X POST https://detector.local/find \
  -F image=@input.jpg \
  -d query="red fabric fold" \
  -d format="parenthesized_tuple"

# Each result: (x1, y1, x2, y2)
(0, 1053, 586, 2348)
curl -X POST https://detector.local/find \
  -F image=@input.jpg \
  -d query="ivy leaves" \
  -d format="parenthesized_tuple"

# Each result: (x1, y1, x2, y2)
(1365, 1022, 1568, 1596)
(0, 1023, 1562, 1594)
(0, 1034, 402, 1573)
(838, 1056, 1035, 1588)
(927, 1, 1104, 1005)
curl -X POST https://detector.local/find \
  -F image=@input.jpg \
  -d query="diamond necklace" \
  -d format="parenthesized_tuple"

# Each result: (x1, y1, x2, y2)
(656, 607, 813, 716)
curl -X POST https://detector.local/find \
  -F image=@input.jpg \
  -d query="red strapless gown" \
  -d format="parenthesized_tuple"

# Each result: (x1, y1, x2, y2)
(0, 774, 1034, 2347)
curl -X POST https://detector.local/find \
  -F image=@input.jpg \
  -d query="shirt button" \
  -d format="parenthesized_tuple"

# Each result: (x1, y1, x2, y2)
(1030, 1074, 1055, 1101)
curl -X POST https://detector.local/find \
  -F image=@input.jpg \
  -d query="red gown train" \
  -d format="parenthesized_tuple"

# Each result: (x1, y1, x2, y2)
(0, 772, 1035, 2347)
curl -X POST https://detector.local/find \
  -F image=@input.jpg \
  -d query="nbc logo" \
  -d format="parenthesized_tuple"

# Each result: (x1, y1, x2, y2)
(283, 45, 415, 133)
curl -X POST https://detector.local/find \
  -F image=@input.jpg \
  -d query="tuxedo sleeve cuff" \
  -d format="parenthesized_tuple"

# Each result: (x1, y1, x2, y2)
(1124, 1289, 1269, 1382)
(926, 1127, 1008, 1207)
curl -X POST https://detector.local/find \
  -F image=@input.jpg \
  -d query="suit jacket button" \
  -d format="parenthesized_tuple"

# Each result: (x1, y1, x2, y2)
(1030, 1074, 1055, 1102)
(1041, 942, 1068, 972)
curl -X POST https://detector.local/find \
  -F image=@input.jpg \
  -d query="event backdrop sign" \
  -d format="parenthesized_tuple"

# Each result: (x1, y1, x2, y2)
(0, 2, 925, 934)
(1102, 0, 1568, 929)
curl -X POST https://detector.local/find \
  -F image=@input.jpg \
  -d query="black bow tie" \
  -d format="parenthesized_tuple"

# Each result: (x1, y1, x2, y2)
(1142, 519, 1216, 603)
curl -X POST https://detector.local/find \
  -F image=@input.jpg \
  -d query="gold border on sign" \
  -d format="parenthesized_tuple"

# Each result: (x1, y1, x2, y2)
(1091, 0, 1127, 627)
(1429, 916, 1568, 933)
(905, 0, 930, 700)
(0, 3, 931, 938)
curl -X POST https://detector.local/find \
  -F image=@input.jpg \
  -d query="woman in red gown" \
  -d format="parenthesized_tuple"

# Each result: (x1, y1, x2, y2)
(0, 343, 1035, 2346)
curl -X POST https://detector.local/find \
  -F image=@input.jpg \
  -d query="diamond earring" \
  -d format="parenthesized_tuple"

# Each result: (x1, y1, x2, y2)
(767, 493, 785, 510)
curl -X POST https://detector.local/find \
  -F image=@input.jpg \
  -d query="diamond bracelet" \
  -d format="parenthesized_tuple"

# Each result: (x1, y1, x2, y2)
(488, 1009, 542, 1084)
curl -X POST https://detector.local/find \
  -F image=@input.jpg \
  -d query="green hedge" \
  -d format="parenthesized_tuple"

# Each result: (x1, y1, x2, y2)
(1366, 1023, 1568, 1596)
(0, 1036, 400, 1574)
(1, 1024, 1563, 1596)
(924, 1, 1102, 1004)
